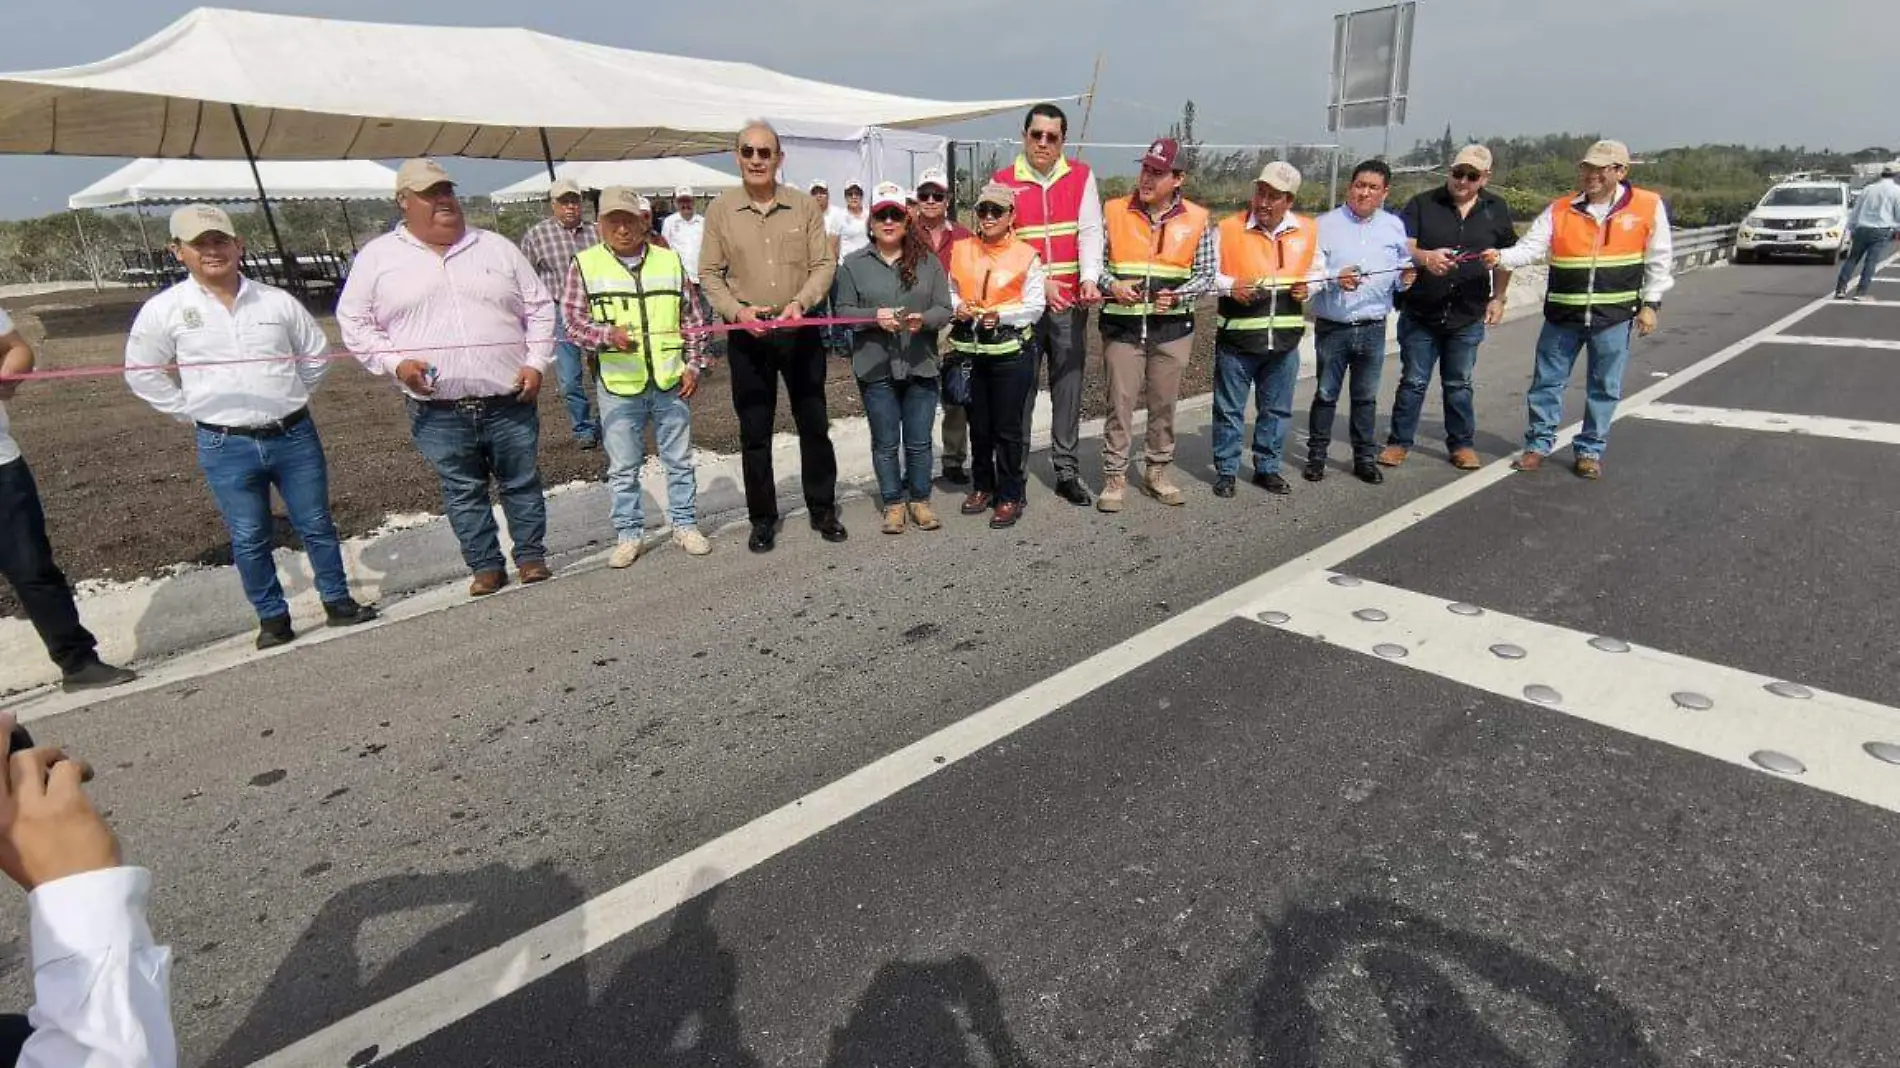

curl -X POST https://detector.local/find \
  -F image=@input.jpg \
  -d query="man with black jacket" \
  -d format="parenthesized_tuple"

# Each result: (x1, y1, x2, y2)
(1380, 145, 1517, 471)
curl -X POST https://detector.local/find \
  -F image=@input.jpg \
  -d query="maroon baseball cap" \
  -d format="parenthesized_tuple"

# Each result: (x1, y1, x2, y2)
(1137, 137, 1183, 173)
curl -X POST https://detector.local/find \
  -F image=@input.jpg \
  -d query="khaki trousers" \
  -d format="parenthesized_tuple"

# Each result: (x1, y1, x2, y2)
(1101, 333, 1193, 476)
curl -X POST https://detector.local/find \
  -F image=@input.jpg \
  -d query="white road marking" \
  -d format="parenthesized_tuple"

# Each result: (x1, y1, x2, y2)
(246, 263, 1887, 1066)
(1238, 571, 1900, 813)
(1761, 335, 1900, 351)
(1845, 298, 1900, 307)
(1626, 403, 1900, 445)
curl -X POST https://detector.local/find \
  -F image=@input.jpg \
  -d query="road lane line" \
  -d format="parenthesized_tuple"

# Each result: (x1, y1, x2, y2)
(1625, 403, 1900, 445)
(245, 254, 1879, 1068)
(1761, 335, 1900, 351)
(1238, 570, 1900, 813)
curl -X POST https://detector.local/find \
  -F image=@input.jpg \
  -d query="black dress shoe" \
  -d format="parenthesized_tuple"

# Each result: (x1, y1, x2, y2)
(323, 598, 379, 627)
(59, 659, 137, 693)
(256, 615, 296, 650)
(1353, 463, 1385, 485)
(748, 521, 778, 553)
(1212, 475, 1237, 498)
(1302, 461, 1326, 482)
(1253, 471, 1292, 495)
(942, 465, 971, 485)
(812, 513, 849, 543)
(1054, 477, 1093, 506)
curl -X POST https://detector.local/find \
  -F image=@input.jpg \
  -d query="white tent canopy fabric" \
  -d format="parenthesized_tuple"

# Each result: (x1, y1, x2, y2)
(490, 158, 738, 205)
(0, 7, 1058, 162)
(68, 158, 400, 209)
(774, 121, 950, 201)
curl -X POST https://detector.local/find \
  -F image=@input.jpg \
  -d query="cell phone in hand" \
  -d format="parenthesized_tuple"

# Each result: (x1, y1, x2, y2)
(8, 724, 34, 754)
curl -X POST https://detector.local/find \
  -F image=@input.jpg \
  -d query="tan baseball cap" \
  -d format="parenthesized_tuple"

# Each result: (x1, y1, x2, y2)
(1452, 145, 1493, 172)
(396, 158, 454, 194)
(549, 177, 583, 200)
(597, 186, 648, 218)
(169, 204, 235, 242)
(975, 181, 1017, 210)
(1580, 140, 1631, 168)
(1255, 161, 1302, 195)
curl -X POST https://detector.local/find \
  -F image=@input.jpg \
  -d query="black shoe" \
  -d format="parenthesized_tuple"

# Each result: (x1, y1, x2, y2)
(1054, 477, 1093, 506)
(811, 513, 849, 543)
(59, 659, 136, 693)
(1212, 475, 1237, 498)
(323, 598, 379, 627)
(576, 435, 600, 450)
(1353, 463, 1385, 485)
(748, 520, 778, 553)
(1302, 461, 1326, 482)
(942, 465, 971, 486)
(256, 615, 296, 650)
(1253, 471, 1292, 495)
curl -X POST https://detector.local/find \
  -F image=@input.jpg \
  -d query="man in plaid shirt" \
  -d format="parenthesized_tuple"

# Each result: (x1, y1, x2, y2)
(518, 178, 601, 447)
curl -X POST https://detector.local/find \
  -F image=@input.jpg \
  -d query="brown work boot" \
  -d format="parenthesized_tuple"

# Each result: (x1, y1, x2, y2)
(517, 560, 553, 584)
(1097, 474, 1127, 513)
(1573, 455, 1603, 480)
(469, 569, 508, 596)
(1377, 445, 1409, 468)
(1140, 464, 1185, 507)
(881, 504, 907, 535)
(907, 501, 942, 530)
(1449, 447, 1481, 471)
(1510, 451, 1545, 473)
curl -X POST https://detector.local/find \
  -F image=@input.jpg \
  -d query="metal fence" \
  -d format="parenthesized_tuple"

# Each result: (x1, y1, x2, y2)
(1671, 225, 1738, 270)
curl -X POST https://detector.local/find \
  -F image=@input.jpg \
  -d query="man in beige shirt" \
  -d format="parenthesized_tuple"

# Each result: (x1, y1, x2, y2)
(698, 120, 843, 553)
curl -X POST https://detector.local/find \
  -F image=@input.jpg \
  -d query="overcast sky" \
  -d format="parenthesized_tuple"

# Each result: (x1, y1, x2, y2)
(0, 0, 1891, 219)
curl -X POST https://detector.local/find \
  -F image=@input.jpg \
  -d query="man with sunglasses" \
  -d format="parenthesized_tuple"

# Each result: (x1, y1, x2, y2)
(700, 121, 845, 552)
(993, 102, 1104, 507)
(912, 167, 974, 483)
(1380, 144, 1518, 472)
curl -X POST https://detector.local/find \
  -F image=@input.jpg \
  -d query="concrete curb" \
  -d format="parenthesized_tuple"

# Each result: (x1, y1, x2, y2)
(0, 265, 1563, 695)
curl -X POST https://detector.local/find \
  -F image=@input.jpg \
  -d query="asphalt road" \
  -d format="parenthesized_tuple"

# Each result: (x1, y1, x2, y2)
(4, 256, 1896, 1067)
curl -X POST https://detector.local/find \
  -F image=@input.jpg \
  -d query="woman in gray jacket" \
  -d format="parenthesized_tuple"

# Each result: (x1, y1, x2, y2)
(832, 181, 955, 534)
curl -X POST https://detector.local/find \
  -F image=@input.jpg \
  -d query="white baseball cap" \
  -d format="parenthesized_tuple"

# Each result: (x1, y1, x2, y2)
(674, 185, 695, 198)
(170, 204, 235, 242)
(869, 181, 908, 213)
(915, 167, 949, 196)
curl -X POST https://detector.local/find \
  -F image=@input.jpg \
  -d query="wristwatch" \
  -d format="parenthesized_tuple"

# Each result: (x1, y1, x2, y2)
(1641, 300, 1662, 312)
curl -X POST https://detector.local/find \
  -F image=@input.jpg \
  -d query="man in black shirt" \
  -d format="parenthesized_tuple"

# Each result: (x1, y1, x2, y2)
(1381, 145, 1518, 471)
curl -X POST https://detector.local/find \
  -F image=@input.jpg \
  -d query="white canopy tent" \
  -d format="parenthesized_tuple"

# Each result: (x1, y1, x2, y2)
(68, 158, 399, 209)
(774, 121, 950, 201)
(490, 158, 739, 205)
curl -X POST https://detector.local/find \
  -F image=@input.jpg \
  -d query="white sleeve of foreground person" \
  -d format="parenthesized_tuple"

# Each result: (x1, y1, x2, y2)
(22, 867, 175, 1068)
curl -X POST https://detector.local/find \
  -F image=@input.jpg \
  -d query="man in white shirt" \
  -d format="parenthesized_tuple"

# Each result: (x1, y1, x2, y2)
(126, 205, 377, 650)
(1838, 167, 1900, 301)
(809, 180, 853, 356)
(661, 186, 719, 358)
(837, 182, 872, 259)
(0, 711, 177, 1068)
(0, 313, 137, 693)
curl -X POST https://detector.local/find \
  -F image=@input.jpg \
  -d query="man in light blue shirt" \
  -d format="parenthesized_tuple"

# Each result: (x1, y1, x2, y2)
(1305, 159, 1414, 484)
(1838, 168, 1900, 301)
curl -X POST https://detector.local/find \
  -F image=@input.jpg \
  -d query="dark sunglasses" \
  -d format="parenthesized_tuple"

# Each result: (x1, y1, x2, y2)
(738, 145, 776, 160)
(871, 208, 908, 224)
(1026, 130, 1062, 145)
(1450, 167, 1483, 181)
(974, 204, 1009, 219)
(917, 190, 947, 203)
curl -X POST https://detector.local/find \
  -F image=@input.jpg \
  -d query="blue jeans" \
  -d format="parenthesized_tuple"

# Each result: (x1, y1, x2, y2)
(407, 399, 547, 574)
(599, 383, 698, 538)
(858, 376, 939, 504)
(1837, 226, 1895, 296)
(195, 417, 351, 621)
(1524, 318, 1633, 459)
(553, 307, 598, 442)
(1308, 319, 1388, 465)
(1389, 313, 1486, 451)
(1211, 343, 1300, 477)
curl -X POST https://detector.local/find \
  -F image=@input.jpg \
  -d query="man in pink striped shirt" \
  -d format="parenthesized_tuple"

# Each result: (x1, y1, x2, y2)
(338, 158, 558, 597)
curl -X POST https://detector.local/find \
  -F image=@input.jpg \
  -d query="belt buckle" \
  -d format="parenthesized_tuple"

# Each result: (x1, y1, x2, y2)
(453, 396, 488, 415)
(260, 416, 287, 434)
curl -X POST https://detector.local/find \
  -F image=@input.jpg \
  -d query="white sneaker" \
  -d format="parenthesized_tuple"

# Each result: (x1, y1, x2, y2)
(609, 540, 643, 569)
(672, 527, 712, 556)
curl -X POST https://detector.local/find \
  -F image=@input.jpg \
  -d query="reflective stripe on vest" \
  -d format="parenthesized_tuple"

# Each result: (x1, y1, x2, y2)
(997, 155, 1091, 285)
(575, 243, 687, 396)
(1102, 195, 1210, 317)
(948, 236, 1038, 356)
(1213, 211, 1317, 349)
(1544, 187, 1659, 326)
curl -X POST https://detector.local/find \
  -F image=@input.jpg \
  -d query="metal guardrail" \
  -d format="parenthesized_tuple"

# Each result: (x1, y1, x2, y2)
(1671, 225, 1738, 270)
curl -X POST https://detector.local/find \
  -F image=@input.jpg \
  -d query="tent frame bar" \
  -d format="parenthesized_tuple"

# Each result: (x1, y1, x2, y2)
(229, 104, 298, 290)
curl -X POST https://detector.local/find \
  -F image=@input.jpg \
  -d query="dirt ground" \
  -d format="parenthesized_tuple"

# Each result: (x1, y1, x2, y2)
(1, 285, 1215, 615)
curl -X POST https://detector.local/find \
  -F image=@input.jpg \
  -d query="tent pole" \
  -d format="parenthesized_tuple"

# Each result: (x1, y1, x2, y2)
(71, 212, 102, 291)
(229, 104, 298, 290)
(340, 201, 358, 253)
(132, 204, 152, 256)
(539, 129, 558, 180)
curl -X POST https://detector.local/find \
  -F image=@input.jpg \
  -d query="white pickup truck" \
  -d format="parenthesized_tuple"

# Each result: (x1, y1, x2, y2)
(1735, 181, 1852, 264)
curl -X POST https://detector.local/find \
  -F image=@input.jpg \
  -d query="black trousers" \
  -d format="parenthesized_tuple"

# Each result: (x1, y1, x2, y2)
(727, 326, 839, 524)
(968, 349, 1036, 504)
(0, 458, 98, 674)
